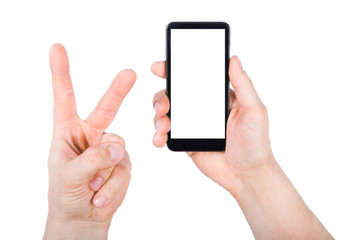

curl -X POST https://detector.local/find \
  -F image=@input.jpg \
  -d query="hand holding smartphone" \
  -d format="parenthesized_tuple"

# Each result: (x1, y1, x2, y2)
(166, 22, 230, 151)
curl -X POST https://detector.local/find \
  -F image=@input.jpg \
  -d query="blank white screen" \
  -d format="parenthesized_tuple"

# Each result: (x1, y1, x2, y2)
(171, 29, 225, 139)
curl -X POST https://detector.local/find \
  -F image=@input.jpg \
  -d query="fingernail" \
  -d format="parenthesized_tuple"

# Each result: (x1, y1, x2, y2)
(155, 120, 162, 131)
(154, 102, 159, 113)
(154, 133, 160, 142)
(108, 143, 123, 161)
(90, 177, 104, 191)
(93, 196, 106, 208)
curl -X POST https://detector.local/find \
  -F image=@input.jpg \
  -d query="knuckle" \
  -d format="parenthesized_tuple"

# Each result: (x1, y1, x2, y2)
(153, 116, 158, 126)
(125, 172, 132, 184)
(126, 156, 132, 171)
(121, 168, 132, 181)
(85, 147, 107, 166)
(106, 184, 118, 197)
(246, 104, 268, 121)
(262, 105, 268, 115)
(111, 135, 125, 148)
(255, 103, 267, 114)
(103, 133, 126, 148)
(159, 92, 166, 101)
(164, 116, 171, 129)
(162, 95, 169, 107)
(152, 92, 158, 102)
(98, 107, 117, 119)
(101, 166, 114, 177)
(118, 137, 126, 148)
(118, 161, 132, 176)
(153, 91, 163, 104)
(123, 151, 132, 171)
(117, 166, 129, 177)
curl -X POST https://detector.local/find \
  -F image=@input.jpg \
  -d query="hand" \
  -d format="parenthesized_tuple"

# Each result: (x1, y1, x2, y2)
(44, 44, 136, 240)
(151, 56, 333, 239)
(151, 56, 273, 194)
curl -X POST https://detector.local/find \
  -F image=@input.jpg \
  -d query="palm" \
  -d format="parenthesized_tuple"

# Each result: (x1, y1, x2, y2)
(189, 101, 270, 192)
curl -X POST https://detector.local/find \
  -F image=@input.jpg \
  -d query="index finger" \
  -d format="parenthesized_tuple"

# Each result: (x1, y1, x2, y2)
(49, 44, 77, 123)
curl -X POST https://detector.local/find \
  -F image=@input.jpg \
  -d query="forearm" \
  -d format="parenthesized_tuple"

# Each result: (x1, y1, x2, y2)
(44, 214, 110, 240)
(232, 156, 333, 240)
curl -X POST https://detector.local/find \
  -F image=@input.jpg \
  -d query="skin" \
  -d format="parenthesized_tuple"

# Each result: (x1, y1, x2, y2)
(44, 44, 136, 240)
(151, 56, 333, 239)
(43, 43, 332, 239)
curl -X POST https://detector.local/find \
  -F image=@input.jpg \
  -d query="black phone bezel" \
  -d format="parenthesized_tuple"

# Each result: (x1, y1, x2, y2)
(166, 22, 230, 152)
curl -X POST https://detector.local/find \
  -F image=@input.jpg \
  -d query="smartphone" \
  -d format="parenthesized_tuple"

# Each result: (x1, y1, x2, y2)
(166, 22, 230, 151)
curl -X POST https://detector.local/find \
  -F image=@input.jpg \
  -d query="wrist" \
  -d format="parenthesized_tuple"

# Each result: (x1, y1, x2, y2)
(229, 154, 278, 203)
(44, 213, 111, 240)
(228, 155, 333, 239)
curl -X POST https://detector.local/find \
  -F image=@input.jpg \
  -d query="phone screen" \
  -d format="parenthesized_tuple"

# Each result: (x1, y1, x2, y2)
(170, 29, 226, 139)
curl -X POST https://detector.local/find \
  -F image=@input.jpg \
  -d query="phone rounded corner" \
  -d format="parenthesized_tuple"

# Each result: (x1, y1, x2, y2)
(220, 21, 230, 30)
(166, 140, 177, 152)
(166, 22, 177, 31)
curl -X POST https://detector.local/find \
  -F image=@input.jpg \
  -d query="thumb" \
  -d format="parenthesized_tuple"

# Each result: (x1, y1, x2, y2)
(229, 55, 262, 107)
(68, 142, 124, 180)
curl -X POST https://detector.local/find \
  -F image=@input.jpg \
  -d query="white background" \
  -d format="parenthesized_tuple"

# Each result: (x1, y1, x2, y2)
(171, 29, 225, 138)
(0, 0, 359, 239)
